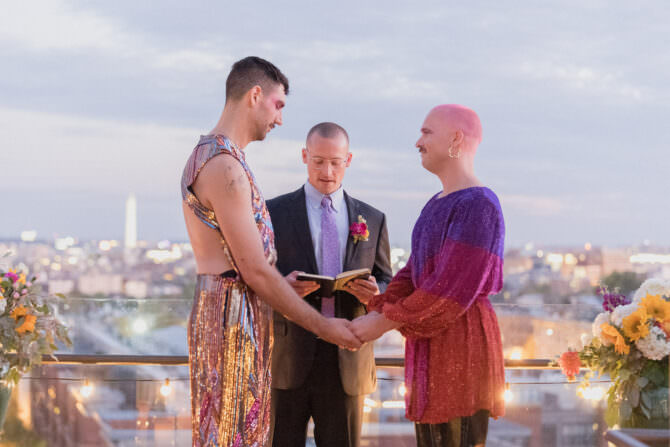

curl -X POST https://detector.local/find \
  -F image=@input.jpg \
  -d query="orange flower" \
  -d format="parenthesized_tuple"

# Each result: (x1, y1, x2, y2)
(15, 314, 37, 334)
(601, 323, 630, 355)
(10, 305, 28, 320)
(640, 294, 670, 322)
(558, 351, 581, 381)
(622, 308, 650, 341)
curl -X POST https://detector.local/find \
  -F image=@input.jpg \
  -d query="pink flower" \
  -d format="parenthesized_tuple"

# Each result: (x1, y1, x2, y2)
(5, 272, 18, 283)
(13, 292, 20, 299)
(558, 350, 581, 381)
(26, 282, 32, 287)
(350, 223, 365, 235)
(349, 215, 370, 243)
(21, 289, 28, 295)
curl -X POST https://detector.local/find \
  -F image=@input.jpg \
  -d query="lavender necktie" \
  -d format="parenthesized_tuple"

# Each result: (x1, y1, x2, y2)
(320, 195, 340, 317)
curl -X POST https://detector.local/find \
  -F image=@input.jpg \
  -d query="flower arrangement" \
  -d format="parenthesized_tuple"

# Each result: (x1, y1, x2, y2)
(0, 267, 71, 386)
(350, 215, 369, 244)
(559, 279, 670, 428)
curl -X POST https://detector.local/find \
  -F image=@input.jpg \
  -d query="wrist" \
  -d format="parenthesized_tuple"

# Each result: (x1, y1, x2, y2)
(378, 311, 402, 331)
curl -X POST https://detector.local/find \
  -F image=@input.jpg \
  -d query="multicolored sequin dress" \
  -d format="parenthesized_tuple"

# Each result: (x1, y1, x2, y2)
(181, 134, 276, 446)
(368, 186, 505, 423)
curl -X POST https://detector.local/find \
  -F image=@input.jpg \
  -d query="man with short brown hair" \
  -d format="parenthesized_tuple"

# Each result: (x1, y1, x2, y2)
(182, 58, 361, 447)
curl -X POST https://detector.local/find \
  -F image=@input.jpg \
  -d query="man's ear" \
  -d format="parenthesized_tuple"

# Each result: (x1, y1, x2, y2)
(302, 147, 309, 164)
(452, 130, 465, 146)
(345, 152, 353, 167)
(247, 85, 263, 106)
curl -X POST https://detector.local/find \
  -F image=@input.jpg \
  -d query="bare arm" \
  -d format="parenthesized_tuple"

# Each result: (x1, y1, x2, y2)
(193, 155, 360, 349)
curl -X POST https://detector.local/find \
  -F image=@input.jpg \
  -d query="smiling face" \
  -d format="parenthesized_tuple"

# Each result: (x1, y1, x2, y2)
(251, 83, 286, 141)
(415, 104, 482, 173)
(302, 132, 351, 195)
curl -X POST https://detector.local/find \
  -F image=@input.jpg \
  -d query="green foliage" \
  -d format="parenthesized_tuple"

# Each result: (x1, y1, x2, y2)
(0, 269, 72, 386)
(0, 387, 47, 446)
(598, 271, 643, 296)
(578, 337, 669, 428)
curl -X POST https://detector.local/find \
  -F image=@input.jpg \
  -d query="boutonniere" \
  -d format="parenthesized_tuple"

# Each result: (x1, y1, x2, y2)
(349, 215, 369, 243)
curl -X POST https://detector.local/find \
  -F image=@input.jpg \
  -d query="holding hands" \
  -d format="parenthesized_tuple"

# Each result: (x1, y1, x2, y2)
(349, 311, 397, 343)
(286, 271, 396, 349)
(320, 318, 362, 351)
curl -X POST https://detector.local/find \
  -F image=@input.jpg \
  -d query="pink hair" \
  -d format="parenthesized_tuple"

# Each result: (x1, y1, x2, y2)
(431, 104, 483, 146)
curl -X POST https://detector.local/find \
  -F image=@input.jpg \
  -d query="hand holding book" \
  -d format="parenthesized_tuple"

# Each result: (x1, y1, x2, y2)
(296, 268, 372, 297)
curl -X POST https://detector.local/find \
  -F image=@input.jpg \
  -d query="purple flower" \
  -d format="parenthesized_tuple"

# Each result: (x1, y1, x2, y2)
(598, 286, 631, 312)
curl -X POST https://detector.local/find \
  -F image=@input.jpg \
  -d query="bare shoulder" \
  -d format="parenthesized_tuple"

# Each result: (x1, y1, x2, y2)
(196, 153, 249, 197)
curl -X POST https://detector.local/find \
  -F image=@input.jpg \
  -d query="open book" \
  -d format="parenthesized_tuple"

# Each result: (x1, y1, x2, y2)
(296, 268, 371, 297)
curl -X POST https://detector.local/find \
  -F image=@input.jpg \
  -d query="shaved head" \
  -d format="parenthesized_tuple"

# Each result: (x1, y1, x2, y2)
(306, 122, 349, 146)
(429, 104, 483, 148)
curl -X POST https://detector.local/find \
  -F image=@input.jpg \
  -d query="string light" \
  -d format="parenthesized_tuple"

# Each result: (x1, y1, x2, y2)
(578, 383, 607, 402)
(80, 378, 94, 398)
(160, 378, 172, 397)
(503, 383, 513, 402)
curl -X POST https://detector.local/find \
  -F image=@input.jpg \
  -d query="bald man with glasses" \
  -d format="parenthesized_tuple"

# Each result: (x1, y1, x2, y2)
(267, 122, 393, 447)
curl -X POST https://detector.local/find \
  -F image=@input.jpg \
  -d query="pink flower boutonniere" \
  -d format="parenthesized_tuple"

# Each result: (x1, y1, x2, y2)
(350, 215, 369, 244)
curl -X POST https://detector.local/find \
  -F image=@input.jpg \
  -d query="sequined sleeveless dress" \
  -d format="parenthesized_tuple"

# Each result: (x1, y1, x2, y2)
(181, 134, 277, 447)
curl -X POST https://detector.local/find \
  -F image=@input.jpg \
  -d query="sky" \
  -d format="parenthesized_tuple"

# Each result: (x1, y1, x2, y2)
(1, 0, 669, 248)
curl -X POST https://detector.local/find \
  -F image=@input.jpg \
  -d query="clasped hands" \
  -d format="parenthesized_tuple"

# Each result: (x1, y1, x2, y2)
(285, 271, 391, 351)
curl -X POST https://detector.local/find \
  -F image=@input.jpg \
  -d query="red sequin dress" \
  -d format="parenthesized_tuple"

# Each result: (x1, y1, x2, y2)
(368, 187, 505, 423)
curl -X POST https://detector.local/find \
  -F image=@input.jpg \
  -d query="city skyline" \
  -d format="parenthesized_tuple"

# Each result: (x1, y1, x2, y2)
(2, 1, 670, 247)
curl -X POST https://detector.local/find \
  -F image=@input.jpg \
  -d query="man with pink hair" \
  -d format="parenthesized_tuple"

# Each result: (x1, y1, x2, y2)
(350, 105, 506, 447)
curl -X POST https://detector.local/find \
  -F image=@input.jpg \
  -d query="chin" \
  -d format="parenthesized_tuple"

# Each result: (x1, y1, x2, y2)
(318, 182, 337, 194)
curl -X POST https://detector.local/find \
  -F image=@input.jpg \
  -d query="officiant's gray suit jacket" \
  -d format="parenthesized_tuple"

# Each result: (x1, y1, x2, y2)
(267, 186, 393, 396)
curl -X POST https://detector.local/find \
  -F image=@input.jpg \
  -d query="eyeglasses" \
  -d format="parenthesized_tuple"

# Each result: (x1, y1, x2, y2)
(306, 151, 349, 170)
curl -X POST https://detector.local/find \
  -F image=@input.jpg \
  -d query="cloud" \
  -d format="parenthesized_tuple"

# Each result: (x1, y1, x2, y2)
(513, 61, 646, 102)
(499, 194, 568, 217)
(0, 1, 130, 52)
(0, 106, 199, 195)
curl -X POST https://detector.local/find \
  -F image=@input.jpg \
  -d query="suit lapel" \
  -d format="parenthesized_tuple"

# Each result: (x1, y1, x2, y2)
(343, 191, 360, 270)
(291, 186, 319, 274)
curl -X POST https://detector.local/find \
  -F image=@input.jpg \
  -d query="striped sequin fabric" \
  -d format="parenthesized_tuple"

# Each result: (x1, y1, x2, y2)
(182, 135, 276, 446)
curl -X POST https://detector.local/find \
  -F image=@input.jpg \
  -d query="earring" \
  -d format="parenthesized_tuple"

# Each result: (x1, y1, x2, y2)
(448, 145, 461, 159)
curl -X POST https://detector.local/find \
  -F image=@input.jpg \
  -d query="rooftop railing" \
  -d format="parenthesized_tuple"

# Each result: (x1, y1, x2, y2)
(1, 297, 614, 446)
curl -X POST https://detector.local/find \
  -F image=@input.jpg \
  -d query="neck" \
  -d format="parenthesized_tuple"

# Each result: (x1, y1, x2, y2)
(435, 158, 481, 197)
(209, 104, 252, 149)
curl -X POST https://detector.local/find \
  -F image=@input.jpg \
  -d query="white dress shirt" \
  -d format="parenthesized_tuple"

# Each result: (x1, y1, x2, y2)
(304, 181, 350, 275)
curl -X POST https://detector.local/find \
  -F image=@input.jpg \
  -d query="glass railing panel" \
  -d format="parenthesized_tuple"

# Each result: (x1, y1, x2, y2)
(2, 364, 191, 447)
(1, 365, 610, 446)
(53, 298, 598, 360)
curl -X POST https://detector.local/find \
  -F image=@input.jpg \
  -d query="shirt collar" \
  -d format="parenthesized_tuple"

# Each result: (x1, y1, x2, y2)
(304, 181, 345, 213)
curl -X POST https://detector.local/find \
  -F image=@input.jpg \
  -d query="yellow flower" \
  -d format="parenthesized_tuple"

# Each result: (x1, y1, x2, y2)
(17, 273, 26, 285)
(601, 323, 630, 355)
(15, 314, 37, 334)
(622, 308, 650, 341)
(640, 294, 670, 322)
(10, 305, 28, 320)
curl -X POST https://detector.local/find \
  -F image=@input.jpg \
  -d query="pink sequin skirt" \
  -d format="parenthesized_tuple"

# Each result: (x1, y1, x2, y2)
(188, 274, 273, 447)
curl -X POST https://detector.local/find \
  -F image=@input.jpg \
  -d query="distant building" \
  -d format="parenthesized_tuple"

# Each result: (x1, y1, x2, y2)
(124, 193, 138, 249)
(601, 248, 633, 275)
(78, 274, 123, 296)
(48, 279, 76, 296)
